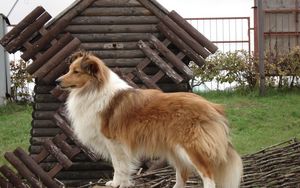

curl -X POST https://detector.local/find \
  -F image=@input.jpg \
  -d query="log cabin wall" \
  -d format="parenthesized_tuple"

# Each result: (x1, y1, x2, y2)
(29, 0, 188, 186)
(0, 0, 217, 186)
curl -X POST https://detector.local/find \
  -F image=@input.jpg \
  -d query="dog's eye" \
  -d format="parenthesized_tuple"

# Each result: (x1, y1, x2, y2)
(73, 70, 79, 74)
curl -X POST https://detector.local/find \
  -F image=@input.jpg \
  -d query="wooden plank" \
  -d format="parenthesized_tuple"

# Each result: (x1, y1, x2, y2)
(0, 6, 45, 47)
(102, 58, 143, 67)
(33, 38, 81, 80)
(149, 35, 193, 79)
(92, 0, 141, 7)
(32, 120, 56, 128)
(73, 33, 159, 42)
(71, 16, 159, 25)
(21, 19, 70, 61)
(26, 33, 73, 75)
(13, 148, 60, 188)
(50, 86, 68, 102)
(43, 139, 73, 169)
(91, 50, 145, 59)
(31, 128, 60, 136)
(47, 0, 96, 27)
(157, 23, 205, 67)
(0, 175, 13, 188)
(53, 134, 80, 159)
(34, 94, 60, 102)
(160, 15, 210, 58)
(65, 24, 157, 33)
(6, 12, 52, 53)
(31, 149, 49, 163)
(81, 7, 152, 16)
(42, 59, 69, 84)
(0, 165, 26, 188)
(135, 68, 160, 89)
(54, 112, 100, 162)
(4, 152, 41, 188)
(34, 85, 55, 94)
(81, 42, 141, 50)
(47, 164, 63, 178)
(34, 103, 61, 111)
(168, 11, 218, 53)
(137, 40, 183, 84)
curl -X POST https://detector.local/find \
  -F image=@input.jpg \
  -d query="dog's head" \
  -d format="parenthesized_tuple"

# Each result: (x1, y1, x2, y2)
(56, 51, 109, 90)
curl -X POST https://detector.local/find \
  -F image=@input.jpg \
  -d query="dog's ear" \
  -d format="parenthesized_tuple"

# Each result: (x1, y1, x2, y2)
(80, 54, 99, 76)
(68, 51, 86, 65)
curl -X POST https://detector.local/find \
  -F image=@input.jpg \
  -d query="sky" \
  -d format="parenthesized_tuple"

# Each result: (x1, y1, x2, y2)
(0, 0, 254, 24)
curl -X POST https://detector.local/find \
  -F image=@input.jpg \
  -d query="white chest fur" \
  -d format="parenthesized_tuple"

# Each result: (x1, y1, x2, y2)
(66, 71, 131, 160)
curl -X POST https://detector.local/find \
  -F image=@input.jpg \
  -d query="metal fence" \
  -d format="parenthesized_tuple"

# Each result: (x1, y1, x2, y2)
(186, 17, 251, 53)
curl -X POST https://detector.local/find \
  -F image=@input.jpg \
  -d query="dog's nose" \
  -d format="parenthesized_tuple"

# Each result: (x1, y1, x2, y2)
(55, 78, 61, 85)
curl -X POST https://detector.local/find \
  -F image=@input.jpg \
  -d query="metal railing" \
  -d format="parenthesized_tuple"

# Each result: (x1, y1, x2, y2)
(186, 17, 251, 52)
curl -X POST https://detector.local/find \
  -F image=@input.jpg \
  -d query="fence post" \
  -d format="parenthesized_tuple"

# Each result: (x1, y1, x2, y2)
(258, 0, 266, 95)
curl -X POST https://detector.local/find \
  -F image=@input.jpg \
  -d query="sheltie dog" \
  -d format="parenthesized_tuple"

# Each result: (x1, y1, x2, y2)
(56, 52, 243, 188)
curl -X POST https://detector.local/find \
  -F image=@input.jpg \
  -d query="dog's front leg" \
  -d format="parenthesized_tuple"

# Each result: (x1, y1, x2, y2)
(105, 141, 134, 188)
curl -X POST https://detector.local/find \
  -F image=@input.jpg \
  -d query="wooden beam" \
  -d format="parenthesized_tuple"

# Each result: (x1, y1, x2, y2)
(0, 175, 13, 188)
(33, 38, 81, 80)
(54, 112, 100, 162)
(4, 152, 41, 188)
(0, 6, 45, 47)
(26, 33, 73, 75)
(71, 16, 159, 25)
(168, 11, 218, 53)
(42, 59, 69, 84)
(43, 140, 73, 169)
(160, 15, 210, 58)
(91, 50, 145, 59)
(6, 12, 52, 53)
(135, 68, 160, 89)
(81, 7, 152, 16)
(149, 35, 193, 79)
(137, 40, 183, 84)
(13, 148, 60, 188)
(73, 33, 159, 42)
(157, 23, 205, 67)
(0, 165, 26, 188)
(92, 0, 141, 7)
(65, 24, 157, 33)
(21, 19, 70, 61)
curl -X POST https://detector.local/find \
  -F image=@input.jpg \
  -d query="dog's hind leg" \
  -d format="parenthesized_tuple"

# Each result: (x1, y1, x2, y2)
(105, 141, 135, 188)
(185, 149, 216, 188)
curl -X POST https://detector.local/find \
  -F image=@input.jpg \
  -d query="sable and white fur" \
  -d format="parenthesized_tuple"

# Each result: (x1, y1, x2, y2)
(56, 52, 243, 188)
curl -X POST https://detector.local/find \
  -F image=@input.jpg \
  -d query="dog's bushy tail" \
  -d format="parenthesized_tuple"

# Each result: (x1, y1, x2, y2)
(214, 143, 243, 188)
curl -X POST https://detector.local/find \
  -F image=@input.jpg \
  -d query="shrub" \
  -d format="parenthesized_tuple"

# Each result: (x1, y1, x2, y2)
(10, 59, 33, 103)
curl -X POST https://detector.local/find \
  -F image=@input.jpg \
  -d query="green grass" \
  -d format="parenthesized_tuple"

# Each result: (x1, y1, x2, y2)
(0, 103, 32, 165)
(0, 89, 299, 166)
(199, 88, 300, 155)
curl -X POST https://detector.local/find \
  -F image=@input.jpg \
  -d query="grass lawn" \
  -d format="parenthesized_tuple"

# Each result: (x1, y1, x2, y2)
(0, 89, 299, 165)
(200, 88, 300, 155)
(0, 103, 32, 165)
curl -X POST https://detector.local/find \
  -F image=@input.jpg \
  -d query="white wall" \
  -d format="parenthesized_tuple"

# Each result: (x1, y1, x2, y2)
(0, 15, 10, 105)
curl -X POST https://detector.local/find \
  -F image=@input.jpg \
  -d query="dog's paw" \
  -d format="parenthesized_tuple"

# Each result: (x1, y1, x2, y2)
(105, 180, 133, 188)
(105, 180, 118, 187)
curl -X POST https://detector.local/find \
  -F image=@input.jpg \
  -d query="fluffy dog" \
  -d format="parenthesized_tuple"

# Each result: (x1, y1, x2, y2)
(56, 52, 243, 188)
